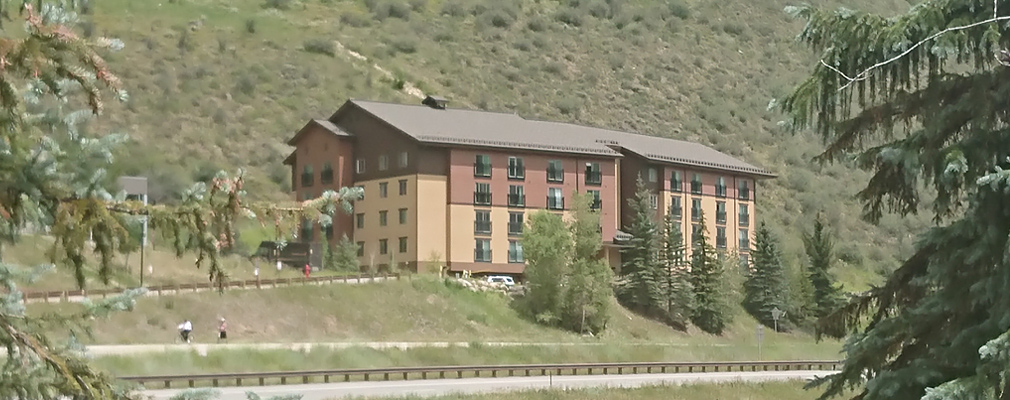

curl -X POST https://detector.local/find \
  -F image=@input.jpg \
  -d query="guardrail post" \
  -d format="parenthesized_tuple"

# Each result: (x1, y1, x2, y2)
(164, 380, 171, 389)
(344, 374, 350, 382)
(188, 379, 194, 388)
(258, 377, 264, 386)
(402, 372, 408, 380)
(439, 371, 445, 379)
(422, 372, 427, 379)
(280, 377, 286, 385)
(383, 373, 389, 381)
(212, 379, 218, 387)
(236, 378, 242, 386)
(647, 367, 652, 373)
(303, 375, 309, 384)
(456, 371, 462, 379)
(364, 373, 369, 381)
(324, 375, 330, 383)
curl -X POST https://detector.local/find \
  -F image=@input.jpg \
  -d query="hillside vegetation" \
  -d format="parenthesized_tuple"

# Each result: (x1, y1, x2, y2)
(87, 0, 925, 288)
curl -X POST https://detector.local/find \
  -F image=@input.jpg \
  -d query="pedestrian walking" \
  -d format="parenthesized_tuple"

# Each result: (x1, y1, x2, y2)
(177, 319, 193, 343)
(217, 318, 227, 343)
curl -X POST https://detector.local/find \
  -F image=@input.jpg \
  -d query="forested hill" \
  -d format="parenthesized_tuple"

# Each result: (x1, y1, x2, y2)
(90, 0, 924, 288)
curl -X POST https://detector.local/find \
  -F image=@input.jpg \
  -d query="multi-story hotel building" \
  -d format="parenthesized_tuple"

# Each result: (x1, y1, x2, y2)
(284, 96, 774, 274)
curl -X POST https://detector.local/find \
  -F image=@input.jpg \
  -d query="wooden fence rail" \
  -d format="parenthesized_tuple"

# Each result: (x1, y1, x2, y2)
(21, 272, 402, 303)
(120, 360, 843, 389)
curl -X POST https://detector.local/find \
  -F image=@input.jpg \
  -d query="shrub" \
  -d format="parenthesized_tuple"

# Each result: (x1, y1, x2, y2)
(408, 0, 427, 12)
(340, 11, 371, 27)
(388, 2, 412, 20)
(262, 0, 293, 10)
(586, 0, 611, 19)
(391, 37, 418, 53)
(485, 9, 514, 28)
(526, 16, 548, 32)
(440, 0, 467, 17)
(303, 38, 336, 56)
(667, 0, 690, 19)
(245, 19, 256, 33)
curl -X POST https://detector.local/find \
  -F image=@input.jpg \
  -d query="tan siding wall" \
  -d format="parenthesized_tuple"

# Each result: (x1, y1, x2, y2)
(354, 175, 418, 269)
(415, 175, 448, 272)
(448, 204, 476, 264)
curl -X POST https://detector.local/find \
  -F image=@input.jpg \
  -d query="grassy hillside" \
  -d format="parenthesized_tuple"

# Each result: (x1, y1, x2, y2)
(312, 382, 826, 400)
(32, 277, 842, 354)
(82, 0, 928, 289)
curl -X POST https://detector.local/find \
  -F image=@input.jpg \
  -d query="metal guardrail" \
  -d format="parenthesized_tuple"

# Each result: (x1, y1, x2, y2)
(120, 360, 843, 389)
(21, 272, 401, 303)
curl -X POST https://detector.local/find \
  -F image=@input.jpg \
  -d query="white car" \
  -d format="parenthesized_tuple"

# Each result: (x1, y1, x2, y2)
(486, 275, 515, 286)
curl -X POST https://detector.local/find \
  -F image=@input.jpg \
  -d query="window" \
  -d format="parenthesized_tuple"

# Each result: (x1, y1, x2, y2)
(548, 187, 564, 210)
(474, 182, 491, 205)
(716, 227, 727, 248)
(547, 160, 564, 182)
(379, 239, 388, 255)
(647, 167, 658, 183)
(739, 254, 750, 270)
(399, 237, 408, 253)
(301, 165, 314, 187)
(507, 156, 525, 179)
(671, 171, 682, 192)
(399, 208, 408, 224)
(300, 220, 313, 241)
(508, 212, 524, 236)
(320, 162, 333, 184)
(379, 210, 388, 226)
(716, 177, 727, 198)
(691, 173, 702, 194)
(474, 154, 491, 177)
(474, 239, 491, 262)
(356, 242, 364, 257)
(475, 210, 491, 234)
(585, 162, 602, 185)
(379, 182, 388, 198)
(739, 179, 750, 200)
(739, 229, 750, 250)
(355, 213, 364, 229)
(670, 196, 682, 218)
(716, 201, 727, 224)
(508, 240, 524, 263)
(691, 199, 702, 221)
(588, 190, 602, 210)
(399, 179, 408, 195)
(692, 224, 703, 247)
(739, 204, 749, 227)
(508, 185, 525, 207)
(378, 155, 389, 171)
(649, 193, 658, 209)
(356, 159, 365, 174)
(399, 151, 409, 168)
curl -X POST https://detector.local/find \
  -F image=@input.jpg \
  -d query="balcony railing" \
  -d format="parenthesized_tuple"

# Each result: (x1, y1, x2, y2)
(739, 188, 750, 200)
(671, 179, 682, 192)
(474, 249, 491, 262)
(739, 238, 750, 251)
(590, 199, 602, 211)
(547, 168, 564, 182)
(716, 186, 727, 198)
(508, 222, 523, 236)
(508, 194, 526, 207)
(301, 173, 314, 187)
(474, 221, 491, 234)
(548, 196, 565, 210)
(320, 170, 334, 185)
(717, 236, 727, 248)
(474, 192, 492, 205)
(508, 166, 525, 180)
(671, 207, 682, 218)
(585, 171, 602, 185)
(474, 163, 491, 177)
(691, 181, 702, 194)
(691, 208, 701, 221)
(716, 211, 727, 224)
(739, 214, 750, 226)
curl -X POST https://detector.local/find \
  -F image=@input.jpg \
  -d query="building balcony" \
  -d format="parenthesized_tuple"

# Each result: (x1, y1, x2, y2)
(474, 249, 491, 262)
(717, 236, 727, 248)
(474, 192, 492, 205)
(547, 196, 565, 210)
(547, 168, 564, 182)
(474, 163, 491, 177)
(739, 188, 750, 201)
(716, 211, 727, 224)
(508, 222, 523, 236)
(508, 166, 525, 180)
(474, 221, 491, 235)
(739, 239, 750, 251)
(739, 214, 750, 226)
(691, 182, 702, 194)
(590, 199, 602, 211)
(585, 171, 602, 185)
(691, 208, 701, 221)
(715, 186, 727, 198)
(508, 194, 526, 207)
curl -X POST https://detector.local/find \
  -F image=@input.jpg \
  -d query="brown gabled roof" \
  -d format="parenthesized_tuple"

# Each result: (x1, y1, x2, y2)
(287, 119, 351, 146)
(341, 100, 774, 178)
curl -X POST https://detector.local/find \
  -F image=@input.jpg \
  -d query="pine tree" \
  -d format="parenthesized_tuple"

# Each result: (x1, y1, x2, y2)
(332, 234, 359, 271)
(781, 1, 1010, 398)
(659, 212, 693, 330)
(742, 222, 790, 332)
(616, 177, 664, 318)
(688, 212, 730, 334)
(520, 210, 571, 325)
(0, 5, 362, 399)
(803, 214, 842, 319)
(559, 192, 612, 335)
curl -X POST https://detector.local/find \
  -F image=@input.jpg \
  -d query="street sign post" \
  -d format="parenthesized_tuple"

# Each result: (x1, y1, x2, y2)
(756, 324, 765, 360)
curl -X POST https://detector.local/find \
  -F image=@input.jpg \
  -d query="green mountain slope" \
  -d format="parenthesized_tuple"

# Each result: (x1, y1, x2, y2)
(89, 0, 925, 289)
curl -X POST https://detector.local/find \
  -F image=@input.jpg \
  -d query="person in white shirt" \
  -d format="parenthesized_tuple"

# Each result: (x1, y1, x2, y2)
(178, 319, 193, 343)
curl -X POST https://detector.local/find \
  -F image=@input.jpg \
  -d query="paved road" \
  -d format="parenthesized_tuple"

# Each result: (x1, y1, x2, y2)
(143, 370, 835, 400)
(85, 341, 730, 356)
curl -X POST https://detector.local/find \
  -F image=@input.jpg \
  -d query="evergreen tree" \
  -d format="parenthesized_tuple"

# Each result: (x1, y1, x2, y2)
(616, 177, 664, 318)
(742, 222, 790, 332)
(0, 5, 362, 399)
(520, 210, 570, 325)
(688, 212, 730, 334)
(781, 1, 1010, 398)
(659, 212, 693, 330)
(332, 234, 359, 271)
(803, 214, 843, 319)
(559, 192, 612, 335)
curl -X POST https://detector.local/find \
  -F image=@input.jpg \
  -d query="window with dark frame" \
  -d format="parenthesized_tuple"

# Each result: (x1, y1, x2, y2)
(507, 156, 525, 179)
